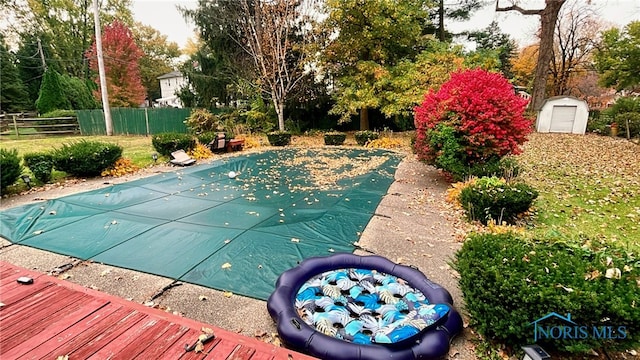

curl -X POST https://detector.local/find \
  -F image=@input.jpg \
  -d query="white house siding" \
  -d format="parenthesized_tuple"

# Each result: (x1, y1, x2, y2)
(156, 71, 186, 108)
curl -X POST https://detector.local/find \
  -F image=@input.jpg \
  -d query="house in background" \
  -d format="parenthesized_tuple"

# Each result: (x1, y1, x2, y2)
(156, 71, 186, 108)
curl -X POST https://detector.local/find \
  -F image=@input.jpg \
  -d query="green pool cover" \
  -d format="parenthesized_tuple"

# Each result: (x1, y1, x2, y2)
(1, 148, 402, 300)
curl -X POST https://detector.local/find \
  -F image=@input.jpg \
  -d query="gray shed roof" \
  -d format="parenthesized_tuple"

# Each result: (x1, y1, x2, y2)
(157, 71, 183, 80)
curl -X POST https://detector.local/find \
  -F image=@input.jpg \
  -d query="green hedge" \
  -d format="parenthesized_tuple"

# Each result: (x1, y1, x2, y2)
(267, 131, 292, 146)
(23, 152, 54, 184)
(459, 177, 538, 224)
(324, 132, 346, 145)
(455, 233, 639, 353)
(52, 140, 122, 177)
(354, 130, 379, 146)
(0, 148, 23, 191)
(152, 132, 196, 156)
(197, 131, 218, 147)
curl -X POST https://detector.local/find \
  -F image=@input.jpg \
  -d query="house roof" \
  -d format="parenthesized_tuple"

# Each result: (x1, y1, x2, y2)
(157, 71, 183, 80)
(540, 95, 588, 108)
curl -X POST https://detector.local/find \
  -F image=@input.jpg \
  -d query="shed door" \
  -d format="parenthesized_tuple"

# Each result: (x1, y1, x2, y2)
(550, 105, 577, 133)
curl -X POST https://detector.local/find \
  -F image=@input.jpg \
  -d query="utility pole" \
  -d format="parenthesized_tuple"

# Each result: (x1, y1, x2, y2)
(37, 38, 47, 71)
(83, 0, 89, 80)
(438, 0, 445, 41)
(92, 0, 113, 135)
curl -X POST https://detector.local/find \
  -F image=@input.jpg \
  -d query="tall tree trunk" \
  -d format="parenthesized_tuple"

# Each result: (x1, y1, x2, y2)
(360, 107, 369, 130)
(274, 97, 285, 131)
(496, 0, 567, 111)
(438, 0, 445, 41)
(531, 0, 565, 111)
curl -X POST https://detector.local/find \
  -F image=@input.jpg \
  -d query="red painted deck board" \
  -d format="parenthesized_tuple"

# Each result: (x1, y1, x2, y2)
(204, 338, 241, 360)
(227, 345, 258, 360)
(0, 280, 55, 308)
(0, 261, 317, 360)
(93, 318, 177, 359)
(0, 283, 60, 321)
(14, 304, 128, 359)
(158, 327, 203, 359)
(1, 292, 89, 350)
(133, 323, 191, 359)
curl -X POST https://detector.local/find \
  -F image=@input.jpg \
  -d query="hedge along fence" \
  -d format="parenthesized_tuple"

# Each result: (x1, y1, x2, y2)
(76, 108, 191, 136)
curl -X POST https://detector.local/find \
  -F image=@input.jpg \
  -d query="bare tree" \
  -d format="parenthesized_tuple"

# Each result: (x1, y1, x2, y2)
(237, 0, 319, 131)
(571, 70, 613, 109)
(496, 0, 567, 111)
(549, 2, 600, 96)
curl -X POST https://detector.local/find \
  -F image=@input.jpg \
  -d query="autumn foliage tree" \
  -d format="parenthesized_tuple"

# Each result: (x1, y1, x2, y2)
(87, 20, 145, 107)
(511, 44, 538, 91)
(414, 69, 533, 180)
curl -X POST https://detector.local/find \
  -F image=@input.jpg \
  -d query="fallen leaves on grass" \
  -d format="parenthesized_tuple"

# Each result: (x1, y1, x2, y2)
(519, 133, 638, 181)
(516, 133, 640, 246)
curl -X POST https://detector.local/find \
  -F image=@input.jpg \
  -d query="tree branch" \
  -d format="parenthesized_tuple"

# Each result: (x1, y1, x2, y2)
(495, 0, 543, 16)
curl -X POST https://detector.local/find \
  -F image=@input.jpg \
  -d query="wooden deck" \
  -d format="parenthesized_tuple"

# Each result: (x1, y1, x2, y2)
(0, 261, 316, 359)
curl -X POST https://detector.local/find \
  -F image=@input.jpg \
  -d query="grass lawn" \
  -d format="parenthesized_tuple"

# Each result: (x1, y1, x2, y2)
(1, 135, 157, 167)
(517, 132, 639, 250)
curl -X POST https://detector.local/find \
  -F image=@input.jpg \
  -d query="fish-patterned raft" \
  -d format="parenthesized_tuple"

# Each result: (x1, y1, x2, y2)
(295, 268, 450, 344)
(268, 254, 463, 360)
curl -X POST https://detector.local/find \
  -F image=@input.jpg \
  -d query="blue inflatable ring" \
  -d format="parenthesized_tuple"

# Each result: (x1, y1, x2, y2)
(267, 254, 463, 360)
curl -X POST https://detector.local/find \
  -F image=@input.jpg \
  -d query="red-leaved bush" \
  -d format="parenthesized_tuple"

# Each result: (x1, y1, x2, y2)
(414, 69, 532, 164)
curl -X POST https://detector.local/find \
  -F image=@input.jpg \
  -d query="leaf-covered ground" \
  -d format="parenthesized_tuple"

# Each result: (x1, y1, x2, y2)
(517, 133, 639, 250)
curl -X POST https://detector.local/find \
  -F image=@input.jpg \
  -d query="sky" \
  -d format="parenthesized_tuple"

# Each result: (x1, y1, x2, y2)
(131, 0, 640, 51)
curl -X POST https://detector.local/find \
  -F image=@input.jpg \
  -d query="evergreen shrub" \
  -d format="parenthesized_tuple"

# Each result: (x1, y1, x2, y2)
(197, 131, 218, 147)
(267, 131, 291, 146)
(23, 152, 54, 184)
(458, 176, 537, 224)
(323, 131, 346, 145)
(0, 148, 23, 191)
(185, 108, 220, 134)
(36, 69, 71, 114)
(615, 113, 640, 138)
(456, 233, 640, 353)
(151, 132, 196, 156)
(52, 140, 122, 177)
(354, 130, 379, 146)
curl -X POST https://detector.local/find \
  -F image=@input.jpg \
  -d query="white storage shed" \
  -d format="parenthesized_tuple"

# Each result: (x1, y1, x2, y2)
(536, 96, 589, 134)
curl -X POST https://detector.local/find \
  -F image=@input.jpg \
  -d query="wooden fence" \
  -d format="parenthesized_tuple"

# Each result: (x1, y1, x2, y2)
(0, 113, 80, 138)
